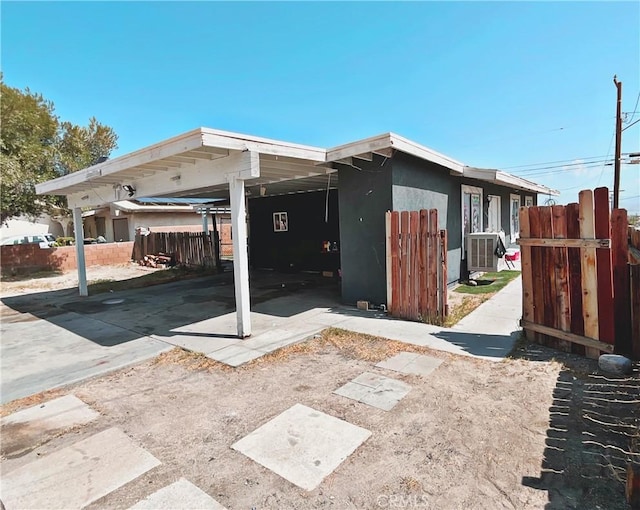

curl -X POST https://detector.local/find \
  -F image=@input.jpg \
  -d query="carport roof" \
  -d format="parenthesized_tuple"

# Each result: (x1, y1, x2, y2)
(35, 127, 557, 203)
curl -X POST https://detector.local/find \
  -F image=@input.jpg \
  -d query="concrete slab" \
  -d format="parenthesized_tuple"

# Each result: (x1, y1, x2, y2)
(0, 309, 171, 404)
(232, 403, 371, 491)
(1, 427, 161, 509)
(334, 372, 411, 411)
(376, 352, 443, 377)
(1, 395, 99, 456)
(130, 478, 226, 510)
(206, 344, 264, 367)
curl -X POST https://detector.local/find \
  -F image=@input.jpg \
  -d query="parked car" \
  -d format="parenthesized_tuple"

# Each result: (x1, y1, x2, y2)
(0, 233, 56, 248)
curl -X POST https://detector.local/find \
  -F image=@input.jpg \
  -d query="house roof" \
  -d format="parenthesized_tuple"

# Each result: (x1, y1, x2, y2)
(462, 167, 559, 195)
(325, 132, 465, 174)
(35, 127, 557, 207)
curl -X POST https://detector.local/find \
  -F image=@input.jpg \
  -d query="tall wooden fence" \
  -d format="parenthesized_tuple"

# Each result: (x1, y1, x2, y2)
(133, 232, 219, 268)
(385, 209, 448, 324)
(518, 187, 638, 359)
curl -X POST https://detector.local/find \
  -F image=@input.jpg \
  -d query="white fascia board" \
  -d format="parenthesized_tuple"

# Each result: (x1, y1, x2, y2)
(326, 133, 394, 162)
(201, 128, 326, 162)
(389, 133, 465, 174)
(494, 171, 560, 195)
(326, 132, 465, 174)
(67, 151, 259, 209)
(463, 167, 559, 195)
(36, 128, 206, 195)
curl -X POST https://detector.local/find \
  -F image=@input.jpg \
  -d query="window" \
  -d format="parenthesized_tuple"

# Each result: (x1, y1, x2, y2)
(461, 185, 483, 253)
(510, 194, 521, 243)
(525, 196, 534, 207)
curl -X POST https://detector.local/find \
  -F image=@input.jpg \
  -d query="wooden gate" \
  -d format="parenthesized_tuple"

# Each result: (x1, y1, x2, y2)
(518, 187, 638, 359)
(385, 209, 448, 323)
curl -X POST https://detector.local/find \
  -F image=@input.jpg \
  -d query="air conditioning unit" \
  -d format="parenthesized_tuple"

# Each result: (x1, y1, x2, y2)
(466, 232, 506, 273)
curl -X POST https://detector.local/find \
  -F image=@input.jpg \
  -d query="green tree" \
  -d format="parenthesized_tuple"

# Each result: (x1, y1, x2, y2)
(0, 78, 118, 225)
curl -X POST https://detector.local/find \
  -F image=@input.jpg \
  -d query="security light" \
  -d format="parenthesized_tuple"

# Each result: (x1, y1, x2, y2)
(122, 185, 136, 197)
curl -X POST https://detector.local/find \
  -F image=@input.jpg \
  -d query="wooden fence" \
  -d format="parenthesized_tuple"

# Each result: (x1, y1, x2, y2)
(385, 209, 448, 324)
(133, 231, 220, 268)
(518, 187, 638, 359)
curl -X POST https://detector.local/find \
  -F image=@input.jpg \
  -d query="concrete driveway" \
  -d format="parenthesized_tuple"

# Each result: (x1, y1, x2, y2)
(1, 269, 522, 405)
(0, 271, 344, 404)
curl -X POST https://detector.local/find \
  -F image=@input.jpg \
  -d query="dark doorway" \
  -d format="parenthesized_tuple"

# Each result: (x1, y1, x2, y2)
(113, 218, 130, 242)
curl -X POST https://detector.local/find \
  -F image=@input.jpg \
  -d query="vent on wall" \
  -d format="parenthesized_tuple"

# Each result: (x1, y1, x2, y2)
(466, 232, 506, 273)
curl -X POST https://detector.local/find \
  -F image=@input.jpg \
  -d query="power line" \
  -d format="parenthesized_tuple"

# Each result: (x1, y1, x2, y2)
(501, 154, 610, 170)
(597, 130, 617, 187)
(510, 159, 613, 176)
(626, 91, 640, 124)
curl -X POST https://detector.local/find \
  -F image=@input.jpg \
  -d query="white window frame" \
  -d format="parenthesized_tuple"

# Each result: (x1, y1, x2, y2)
(510, 194, 521, 243)
(487, 194, 501, 232)
(525, 195, 534, 207)
(461, 185, 483, 253)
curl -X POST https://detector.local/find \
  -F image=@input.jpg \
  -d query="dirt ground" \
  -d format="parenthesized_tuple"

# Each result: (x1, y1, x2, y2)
(0, 264, 164, 297)
(5, 328, 634, 510)
(1, 269, 636, 509)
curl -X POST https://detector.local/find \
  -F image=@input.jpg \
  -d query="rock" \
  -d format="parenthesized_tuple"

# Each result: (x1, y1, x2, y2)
(598, 354, 632, 375)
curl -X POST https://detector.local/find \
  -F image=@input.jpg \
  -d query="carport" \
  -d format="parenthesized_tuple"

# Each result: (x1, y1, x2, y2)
(36, 128, 337, 338)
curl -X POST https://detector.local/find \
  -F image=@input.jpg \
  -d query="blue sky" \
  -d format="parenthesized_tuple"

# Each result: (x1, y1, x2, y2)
(2, 1, 639, 212)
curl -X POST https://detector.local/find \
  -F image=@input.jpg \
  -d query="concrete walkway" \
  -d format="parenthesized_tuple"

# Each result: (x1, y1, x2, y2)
(160, 276, 523, 365)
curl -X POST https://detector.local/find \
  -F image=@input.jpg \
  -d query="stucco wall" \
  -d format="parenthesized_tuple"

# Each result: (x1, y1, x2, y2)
(392, 152, 461, 283)
(337, 155, 393, 305)
(392, 152, 538, 283)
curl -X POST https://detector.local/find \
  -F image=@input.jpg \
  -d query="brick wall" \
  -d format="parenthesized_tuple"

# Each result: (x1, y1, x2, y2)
(0, 242, 135, 275)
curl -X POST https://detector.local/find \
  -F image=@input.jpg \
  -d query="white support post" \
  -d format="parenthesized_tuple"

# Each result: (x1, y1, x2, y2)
(72, 207, 88, 296)
(228, 177, 251, 338)
(202, 208, 209, 233)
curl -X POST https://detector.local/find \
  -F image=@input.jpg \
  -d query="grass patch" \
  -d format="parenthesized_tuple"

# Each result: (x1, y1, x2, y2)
(454, 270, 520, 295)
(87, 266, 219, 295)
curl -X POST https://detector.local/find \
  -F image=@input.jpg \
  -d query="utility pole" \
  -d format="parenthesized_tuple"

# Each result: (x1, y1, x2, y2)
(613, 75, 622, 209)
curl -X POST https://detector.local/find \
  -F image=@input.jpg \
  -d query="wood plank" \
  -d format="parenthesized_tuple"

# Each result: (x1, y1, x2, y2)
(516, 238, 610, 248)
(579, 190, 600, 359)
(594, 187, 615, 347)
(520, 321, 614, 353)
(552, 205, 571, 352)
(427, 209, 439, 321)
(390, 211, 400, 317)
(519, 207, 535, 341)
(418, 210, 428, 318)
(400, 211, 410, 319)
(439, 229, 448, 319)
(631, 265, 640, 360)
(528, 206, 545, 344)
(566, 203, 585, 355)
(539, 206, 558, 348)
(410, 211, 420, 320)
(385, 211, 392, 311)
(611, 209, 631, 355)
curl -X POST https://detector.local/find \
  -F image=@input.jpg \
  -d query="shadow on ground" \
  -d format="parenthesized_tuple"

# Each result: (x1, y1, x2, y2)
(513, 342, 639, 510)
(1, 270, 346, 346)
